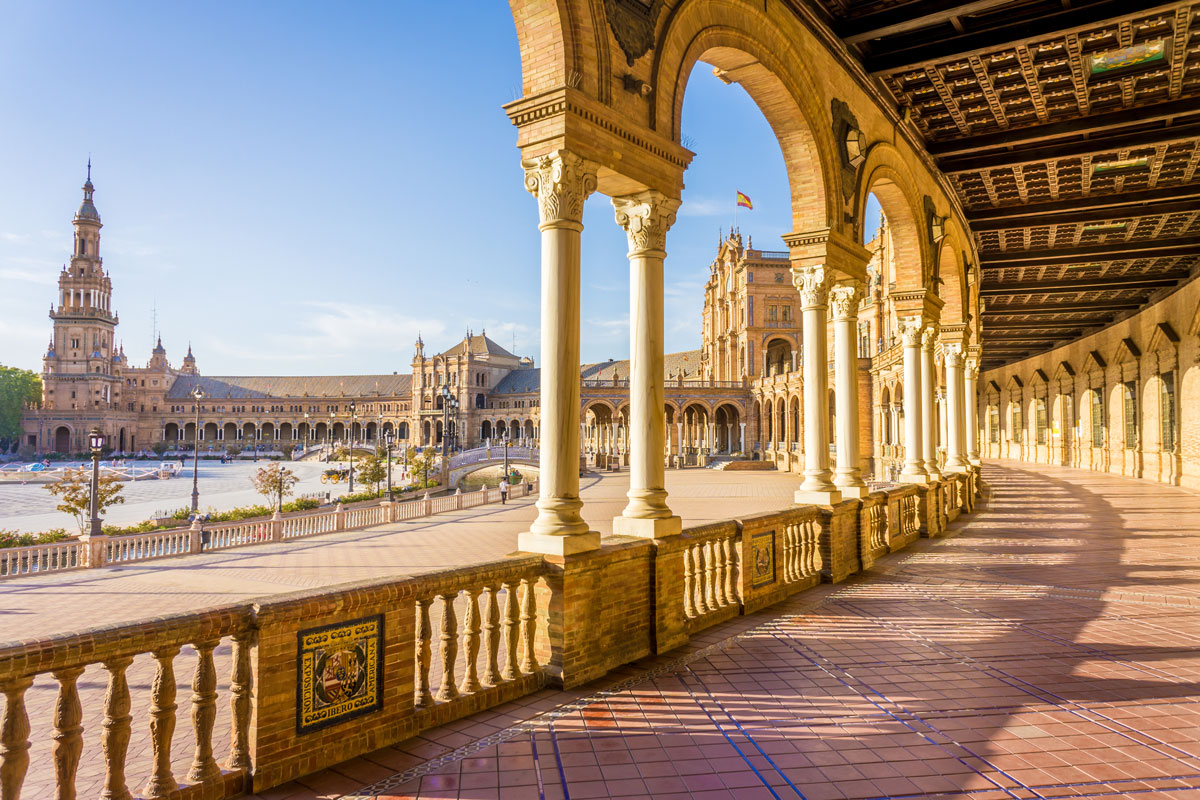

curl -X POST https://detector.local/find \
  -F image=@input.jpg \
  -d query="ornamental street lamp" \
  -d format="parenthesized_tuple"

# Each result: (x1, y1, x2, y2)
(384, 430, 394, 498)
(88, 428, 105, 537)
(503, 433, 510, 483)
(348, 401, 357, 494)
(449, 396, 459, 452)
(328, 410, 336, 460)
(304, 411, 311, 456)
(440, 385, 451, 457)
(190, 386, 205, 513)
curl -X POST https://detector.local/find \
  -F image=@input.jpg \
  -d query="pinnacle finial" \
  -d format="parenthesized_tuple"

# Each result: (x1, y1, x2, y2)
(87, 157, 91, 182)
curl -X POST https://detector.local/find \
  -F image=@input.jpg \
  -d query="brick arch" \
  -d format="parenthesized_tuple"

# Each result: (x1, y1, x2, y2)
(508, 0, 578, 98)
(935, 224, 971, 334)
(653, 7, 836, 233)
(858, 145, 930, 293)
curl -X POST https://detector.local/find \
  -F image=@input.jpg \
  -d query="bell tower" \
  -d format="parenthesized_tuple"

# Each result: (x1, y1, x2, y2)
(44, 163, 121, 411)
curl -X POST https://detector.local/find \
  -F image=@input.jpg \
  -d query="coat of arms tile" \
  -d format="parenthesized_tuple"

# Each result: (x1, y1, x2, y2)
(750, 530, 776, 588)
(297, 614, 383, 734)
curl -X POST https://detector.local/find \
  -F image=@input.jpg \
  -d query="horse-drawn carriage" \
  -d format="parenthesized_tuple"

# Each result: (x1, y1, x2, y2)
(320, 467, 353, 484)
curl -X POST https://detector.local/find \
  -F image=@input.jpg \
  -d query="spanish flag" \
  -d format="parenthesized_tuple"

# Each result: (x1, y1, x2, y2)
(736, 191, 753, 210)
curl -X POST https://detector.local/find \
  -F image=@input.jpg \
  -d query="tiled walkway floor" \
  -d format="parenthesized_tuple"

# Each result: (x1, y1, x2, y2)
(256, 462, 1200, 800)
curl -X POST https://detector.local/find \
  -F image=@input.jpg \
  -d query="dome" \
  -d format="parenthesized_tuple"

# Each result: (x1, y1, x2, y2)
(152, 336, 166, 355)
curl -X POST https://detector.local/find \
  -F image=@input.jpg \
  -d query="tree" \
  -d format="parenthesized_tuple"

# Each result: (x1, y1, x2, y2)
(407, 446, 439, 489)
(251, 463, 298, 512)
(356, 452, 387, 495)
(44, 468, 126, 535)
(225, 443, 243, 458)
(0, 366, 41, 452)
(151, 441, 170, 457)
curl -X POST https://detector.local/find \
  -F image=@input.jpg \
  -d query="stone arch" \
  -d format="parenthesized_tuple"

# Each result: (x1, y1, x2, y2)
(164, 422, 180, 443)
(223, 422, 238, 443)
(935, 226, 970, 330)
(655, 9, 836, 233)
(53, 425, 72, 453)
(857, 145, 931, 292)
(652, 3, 840, 232)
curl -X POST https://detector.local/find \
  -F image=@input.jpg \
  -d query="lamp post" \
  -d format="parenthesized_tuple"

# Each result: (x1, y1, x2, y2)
(88, 428, 105, 536)
(190, 386, 205, 513)
(385, 431, 394, 498)
(449, 397, 459, 453)
(348, 401, 357, 494)
(440, 385, 451, 457)
(304, 411, 311, 457)
(329, 411, 335, 461)
(503, 433, 510, 483)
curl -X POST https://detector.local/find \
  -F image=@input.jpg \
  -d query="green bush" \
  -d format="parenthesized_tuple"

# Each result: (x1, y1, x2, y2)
(0, 529, 71, 549)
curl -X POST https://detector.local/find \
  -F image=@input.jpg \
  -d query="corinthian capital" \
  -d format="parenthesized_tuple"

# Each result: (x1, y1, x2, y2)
(899, 316, 924, 348)
(921, 323, 940, 350)
(612, 191, 680, 255)
(944, 343, 964, 368)
(829, 282, 864, 322)
(522, 150, 598, 227)
(791, 265, 829, 309)
(965, 358, 979, 381)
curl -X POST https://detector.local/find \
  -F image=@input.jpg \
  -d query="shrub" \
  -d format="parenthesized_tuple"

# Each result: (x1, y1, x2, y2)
(0, 529, 71, 549)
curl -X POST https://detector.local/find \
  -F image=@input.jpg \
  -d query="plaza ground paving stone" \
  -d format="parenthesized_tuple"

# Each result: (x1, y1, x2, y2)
(251, 461, 1200, 800)
(3, 468, 809, 799)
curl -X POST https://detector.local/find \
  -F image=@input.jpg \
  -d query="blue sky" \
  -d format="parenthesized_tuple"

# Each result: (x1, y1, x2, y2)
(0, 2, 879, 376)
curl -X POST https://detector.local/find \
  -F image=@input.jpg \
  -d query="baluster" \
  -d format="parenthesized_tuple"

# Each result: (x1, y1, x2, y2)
(435, 593, 459, 702)
(713, 542, 727, 607)
(1, 676, 33, 800)
(702, 541, 716, 612)
(415, 598, 434, 707)
(186, 640, 220, 784)
(501, 582, 520, 680)
(226, 634, 251, 771)
(99, 658, 133, 800)
(682, 546, 696, 619)
(692, 545, 705, 614)
(52, 666, 85, 800)
(143, 647, 180, 798)
(782, 525, 794, 583)
(459, 589, 482, 694)
(481, 585, 500, 686)
(724, 537, 736, 603)
(519, 577, 538, 673)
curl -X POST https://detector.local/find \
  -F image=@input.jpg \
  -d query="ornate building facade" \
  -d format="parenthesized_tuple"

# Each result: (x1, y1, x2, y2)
(23, 175, 910, 480)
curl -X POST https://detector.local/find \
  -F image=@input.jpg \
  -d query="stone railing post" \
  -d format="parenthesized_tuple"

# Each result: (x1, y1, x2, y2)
(82, 532, 109, 569)
(381, 500, 395, 523)
(270, 511, 283, 542)
(423, 492, 432, 516)
(334, 503, 345, 532)
(455, 487, 463, 510)
(188, 518, 203, 554)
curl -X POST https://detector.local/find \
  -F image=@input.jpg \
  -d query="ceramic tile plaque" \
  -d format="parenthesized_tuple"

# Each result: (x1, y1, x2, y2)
(297, 614, 383, 734)
(750, 530, 776, 588)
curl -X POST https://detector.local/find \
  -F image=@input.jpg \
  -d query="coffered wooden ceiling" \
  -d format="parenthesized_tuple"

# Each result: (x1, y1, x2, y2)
(803, 0, 1200, 369)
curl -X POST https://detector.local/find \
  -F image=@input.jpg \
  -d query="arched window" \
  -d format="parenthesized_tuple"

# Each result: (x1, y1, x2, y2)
(1123, 381, 1138, 449)
(1035, 398, 1048, 445)
(1010, 401, 1023, 444)
(1160, 372, 1177, 454)
(1090, 391, 1104, 447)
(988, 405, 999, 443)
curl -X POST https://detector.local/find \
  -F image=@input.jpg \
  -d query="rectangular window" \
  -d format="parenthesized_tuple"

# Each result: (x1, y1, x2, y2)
(1091, 392, 1104, 447)
(768, 305, 778, 322)
(1123, 381, 1138, 449)
(1160, 372, 1176, 453)
(1011, 403, 1023, 444)
(989, 406, 999, 443)
(782, 306, 791, 322)
(1036, 399, 1048, 445)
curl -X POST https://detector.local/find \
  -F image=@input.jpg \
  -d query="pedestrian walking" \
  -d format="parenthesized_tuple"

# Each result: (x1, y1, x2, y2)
(499, 477, 510, 505)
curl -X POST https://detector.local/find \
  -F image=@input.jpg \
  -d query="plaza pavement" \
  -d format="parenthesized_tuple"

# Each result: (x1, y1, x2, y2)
(5, 468, 808, 799)
(0, 460, 339, 533)
(244, 462, 1200, 800)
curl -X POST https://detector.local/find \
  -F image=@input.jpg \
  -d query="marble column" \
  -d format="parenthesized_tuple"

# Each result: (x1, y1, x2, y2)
(965, 358, 980, 465)
(944, 345, 968, 472)
(920, 324, 941, 480)
(612, 191, 681, 538)
(517, 150, 600, 555)
(830, 282, 867, 497)
(899, 317, 928, 483)
(739, 422, 746, 454)
(793, 265, 841, 505)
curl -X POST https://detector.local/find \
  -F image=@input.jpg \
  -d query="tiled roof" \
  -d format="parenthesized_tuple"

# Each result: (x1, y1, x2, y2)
(437, 334, 517, 359)
(493, 368, 540, 394)
(166, 374, 413, 400)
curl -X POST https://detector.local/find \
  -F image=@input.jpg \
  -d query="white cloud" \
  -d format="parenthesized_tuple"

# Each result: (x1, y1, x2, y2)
(0, 267, 57, 286)
(678, 197, 730, 217)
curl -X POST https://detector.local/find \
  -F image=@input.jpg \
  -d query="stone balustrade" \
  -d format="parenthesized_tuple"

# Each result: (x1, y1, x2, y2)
(0, 471, 977, 798)
(0, 481, 537, 580)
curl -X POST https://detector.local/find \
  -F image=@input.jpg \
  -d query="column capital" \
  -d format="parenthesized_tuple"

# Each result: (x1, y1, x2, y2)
(612, 191, 680, 256)
(791, 264, 830, 309)
(921, 323, 940, 351)
(899, 315, 925, 347)
(829, 282, 864, 322)
(944, 343, 964, 368)
(522, 150, 598, 228)
(965, 358, 979, 381)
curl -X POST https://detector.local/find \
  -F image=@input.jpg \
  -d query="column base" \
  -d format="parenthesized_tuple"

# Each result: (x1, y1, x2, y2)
(611, 515, 682, 539)
(794, 488, 843, 506)
(968, 456, 982, 467)
(944, 463, 969, 474)
(899, 470, 930, 484)
(517, 530, 601, 556)
(834, 484, 869, 499)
